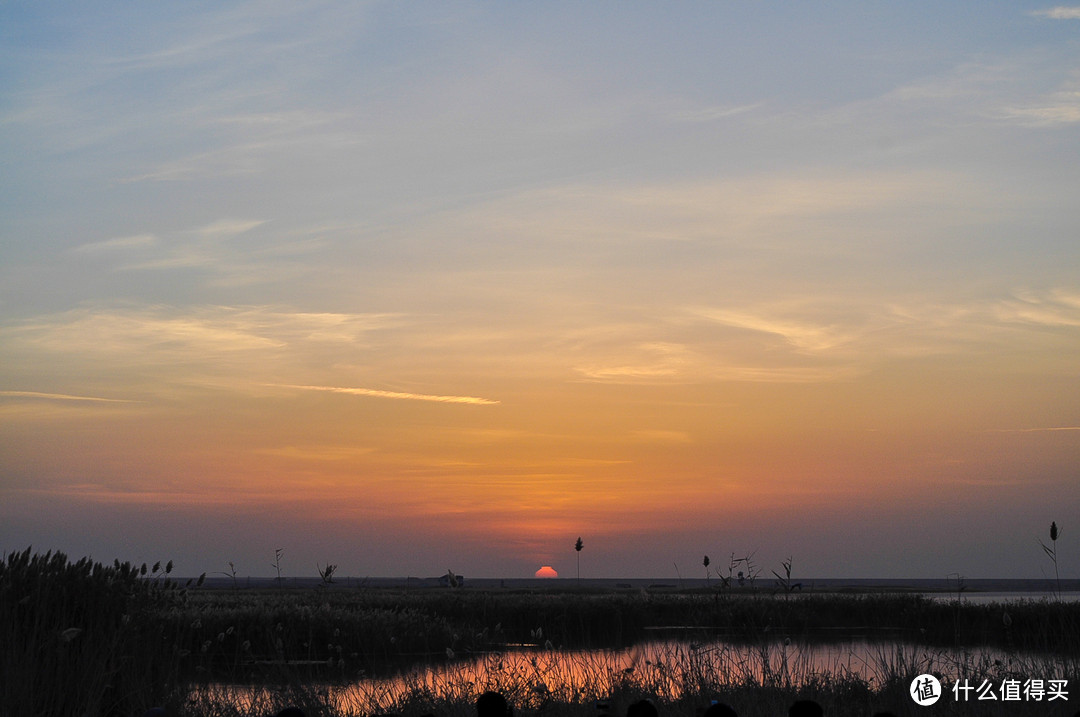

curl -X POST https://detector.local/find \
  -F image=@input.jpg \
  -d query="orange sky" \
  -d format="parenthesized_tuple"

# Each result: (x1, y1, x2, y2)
(2, 3, 1079, 579)
(2, 326, 1077, 578)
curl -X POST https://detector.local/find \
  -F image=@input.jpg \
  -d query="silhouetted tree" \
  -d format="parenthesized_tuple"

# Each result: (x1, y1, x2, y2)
(272, 548, 284, 585)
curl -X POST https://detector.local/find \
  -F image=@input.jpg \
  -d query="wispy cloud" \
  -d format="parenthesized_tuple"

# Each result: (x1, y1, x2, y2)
(71, 234, 157, 254)
(7, 308, 285, 355)
(994, 289, 1080, 327)
(117, 218, 268, 271)
(196, 218, 265, 238)
(1032, 7, 1080, 19)
(441, 172, 968, 249)
(986, 426, 1080, 433)
(630, 429, 693, 444)
(569, 331, 860, 385)
(121, 144, 264, 183)
(0, 306, 406, 395)
(574, 342, 689, 383)
(0, 390, 137, 403)
(671, 103, 762, 123)
(688, 307, 854, 353)
(575, 365, 681, 381)
(1000, 92, 1080, 126)
(275, 384, 499, 405)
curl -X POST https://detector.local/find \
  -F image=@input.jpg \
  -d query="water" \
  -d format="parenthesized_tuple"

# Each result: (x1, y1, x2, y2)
(197, 637, 1057, 714)
(189, 587, 1079, 712)
(924, 591, 1080, 605)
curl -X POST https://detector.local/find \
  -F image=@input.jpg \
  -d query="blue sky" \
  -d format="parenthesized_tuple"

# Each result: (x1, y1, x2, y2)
(2, 3, 1079, 579)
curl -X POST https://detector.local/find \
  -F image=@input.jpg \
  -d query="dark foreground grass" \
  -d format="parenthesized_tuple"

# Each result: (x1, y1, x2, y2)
(3, 549, 1078, 717)
(0, 548, 191, 716)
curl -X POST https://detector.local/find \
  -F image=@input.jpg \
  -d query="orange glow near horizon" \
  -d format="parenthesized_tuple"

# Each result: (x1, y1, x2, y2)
(2, 4, 1080, 580)
(6, 355, 1077, 579)
(535, 566, 558, 578)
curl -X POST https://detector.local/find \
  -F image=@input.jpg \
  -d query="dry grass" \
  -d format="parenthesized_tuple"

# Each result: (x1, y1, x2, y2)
(4, 549, 1078, 717)
(182, 638, 1079, 717)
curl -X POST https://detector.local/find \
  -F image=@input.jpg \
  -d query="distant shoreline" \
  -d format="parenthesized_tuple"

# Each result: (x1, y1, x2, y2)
(190, 575, 1080, 593)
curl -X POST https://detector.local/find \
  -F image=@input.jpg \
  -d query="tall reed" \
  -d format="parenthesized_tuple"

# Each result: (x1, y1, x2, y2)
(0, 548, 192, 716)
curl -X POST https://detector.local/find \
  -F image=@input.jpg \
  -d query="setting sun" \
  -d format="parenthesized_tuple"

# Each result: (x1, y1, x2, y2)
(535, 566, 558, 579)
(1, 2, 1078, 583)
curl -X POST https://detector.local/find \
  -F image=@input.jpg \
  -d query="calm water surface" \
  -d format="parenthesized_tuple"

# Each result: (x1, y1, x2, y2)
(201, 637, 1053, 713)
(924, 591, 1080, 604)
(196, 591, 1077, 711)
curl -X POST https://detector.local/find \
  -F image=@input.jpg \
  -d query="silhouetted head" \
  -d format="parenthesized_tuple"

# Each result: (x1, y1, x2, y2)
(789, 700, 823, 717)
(275, 709, 305, 717)
(477, 691, 512, 717)
(703, 702, 739, 717)
(626, 699, 658, 717)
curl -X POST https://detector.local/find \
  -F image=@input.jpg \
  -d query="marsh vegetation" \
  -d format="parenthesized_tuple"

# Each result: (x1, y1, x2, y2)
(3, 549, 1078, 716)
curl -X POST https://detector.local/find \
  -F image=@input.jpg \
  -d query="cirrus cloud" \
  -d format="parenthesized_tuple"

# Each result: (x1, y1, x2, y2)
(1032, 7, 1080, 19)
(0, 390, 138, 403)
(273, 383, 499, 405)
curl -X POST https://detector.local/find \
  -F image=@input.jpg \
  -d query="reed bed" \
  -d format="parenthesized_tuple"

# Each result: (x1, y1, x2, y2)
(3, 548, 1079, 717)
(161, 584, 1080, 677)
(0, 548, 189, 716)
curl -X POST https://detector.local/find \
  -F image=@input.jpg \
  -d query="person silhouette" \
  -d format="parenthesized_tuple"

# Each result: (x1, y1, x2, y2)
(477, 691, 512, 717)
(788, 700, 823, 717)
(626, 699, 658, 717)
(275, 709, 305, 717)
(703, 702, 739, 717)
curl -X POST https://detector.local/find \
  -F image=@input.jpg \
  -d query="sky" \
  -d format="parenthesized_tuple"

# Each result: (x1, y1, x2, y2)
(2, 2, 1079, 581)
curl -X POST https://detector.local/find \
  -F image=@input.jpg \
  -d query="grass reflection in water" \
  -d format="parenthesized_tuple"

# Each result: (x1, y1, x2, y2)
(193, 638, 1074, 717)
